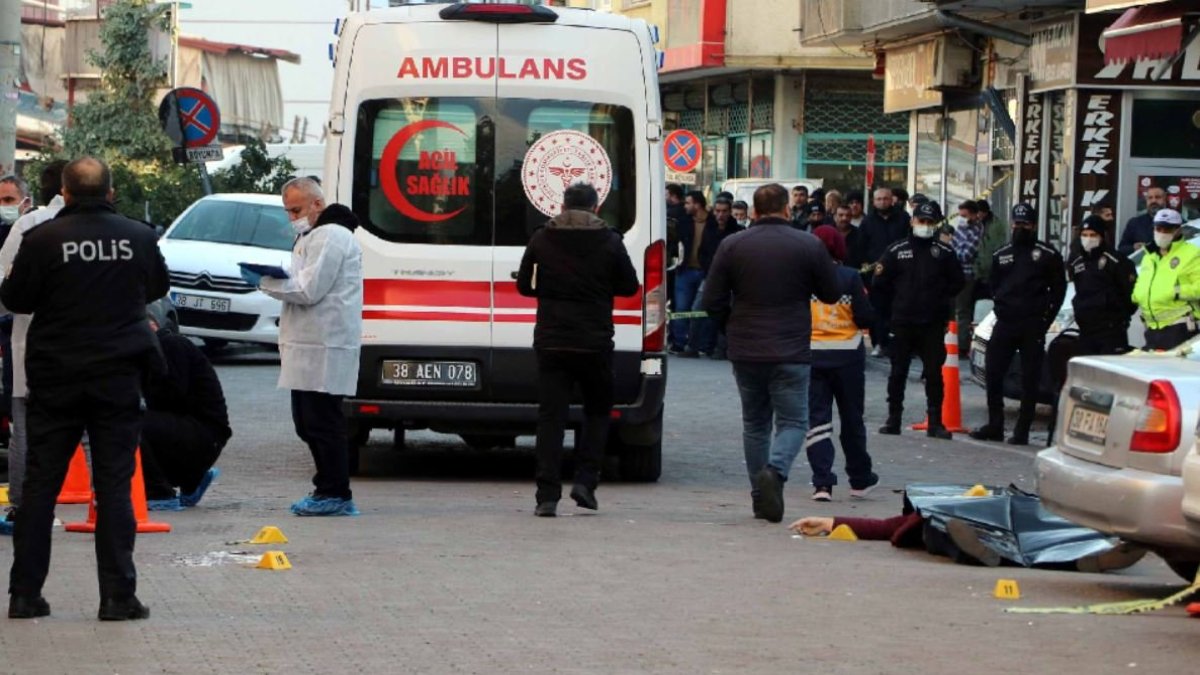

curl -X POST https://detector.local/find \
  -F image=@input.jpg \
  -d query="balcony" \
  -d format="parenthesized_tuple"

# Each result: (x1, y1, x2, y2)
(801, 0, 937, 46)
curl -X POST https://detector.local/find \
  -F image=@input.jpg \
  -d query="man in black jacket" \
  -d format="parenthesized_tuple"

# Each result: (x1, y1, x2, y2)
(2, 157, 169, 621)
(858, 187, 912, 357)
(1068, 215, 1137, 356)
(140, 306, 232, 512)
(702, 184, 840, 524)
(517, 183, 639, 517)
(970, 203, 1066, 446)
(872, 201, 965, 439)
(1117, 185, 1166, 256)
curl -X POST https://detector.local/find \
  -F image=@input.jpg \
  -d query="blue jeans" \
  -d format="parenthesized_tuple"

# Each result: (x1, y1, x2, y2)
(670, 268, 712, 352)
(731, 362, 812, 487)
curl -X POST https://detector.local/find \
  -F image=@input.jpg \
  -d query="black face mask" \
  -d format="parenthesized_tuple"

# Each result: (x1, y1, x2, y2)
(1012, 228, 1035, 245)
(875, 205, 892, 216)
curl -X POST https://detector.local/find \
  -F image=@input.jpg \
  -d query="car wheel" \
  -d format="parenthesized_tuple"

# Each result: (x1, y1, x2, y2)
(460, 434, 517, 450)
(393, 427, 406, 450)
(611, 407, 663, 482)
(1164, 558, 1200, 583)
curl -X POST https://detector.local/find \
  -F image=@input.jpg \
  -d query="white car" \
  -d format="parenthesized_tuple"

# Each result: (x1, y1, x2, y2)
(159, 194, 293, 348)
(1180, 412, 1200, 544)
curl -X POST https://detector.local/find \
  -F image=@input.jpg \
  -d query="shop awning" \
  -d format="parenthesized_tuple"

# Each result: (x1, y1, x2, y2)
(1100, 4, 1186, 64)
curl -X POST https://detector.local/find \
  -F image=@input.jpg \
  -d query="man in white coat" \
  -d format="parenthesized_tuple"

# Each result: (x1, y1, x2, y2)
(242, 177, 363, 516)
(0, 160, 67, 536)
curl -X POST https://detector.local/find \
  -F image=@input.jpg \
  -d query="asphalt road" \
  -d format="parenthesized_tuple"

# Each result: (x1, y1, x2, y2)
(0, 349, 1197, 674)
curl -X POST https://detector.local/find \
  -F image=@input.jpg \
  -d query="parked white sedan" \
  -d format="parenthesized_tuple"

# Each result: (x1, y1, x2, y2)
(1036, 335, 1200, 581)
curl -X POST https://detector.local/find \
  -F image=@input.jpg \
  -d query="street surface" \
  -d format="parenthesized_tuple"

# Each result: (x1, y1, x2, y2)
(1, 349, 1197, 673)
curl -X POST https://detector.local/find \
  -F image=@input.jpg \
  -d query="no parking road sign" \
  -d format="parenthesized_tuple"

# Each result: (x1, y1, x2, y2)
(663, 129, 701, 174)
(159, 87, 223, 164)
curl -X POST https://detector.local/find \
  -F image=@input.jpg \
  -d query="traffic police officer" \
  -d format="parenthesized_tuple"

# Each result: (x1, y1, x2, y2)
(970, 203, 1065, 446)
(1133, 208, 1200, 350)
(872, 200, 964, 439)
(1068, 215, 1137, 356)
(2, 157, 169, 621)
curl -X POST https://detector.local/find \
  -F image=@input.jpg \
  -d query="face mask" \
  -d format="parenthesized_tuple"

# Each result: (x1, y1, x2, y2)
(290, 215, 311, 235)
(913, 225, 936, 239)
(1154, 232, 1176, 250)
(1080, 235, 1101, 252)
(736, 218, 750, 227)
(1012, 228, 1034, 245)
(0, 205, 19, 223)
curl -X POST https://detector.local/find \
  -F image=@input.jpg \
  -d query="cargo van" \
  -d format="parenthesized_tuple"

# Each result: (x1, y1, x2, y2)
(325, 2, 667, 479)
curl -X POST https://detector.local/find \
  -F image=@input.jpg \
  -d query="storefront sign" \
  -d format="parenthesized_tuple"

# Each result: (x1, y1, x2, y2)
(1072, 91, 1122, 222)
(1019, 85, 1044, 205)
(884, 40, 943, 113)
(1029, 16, 1077, 92)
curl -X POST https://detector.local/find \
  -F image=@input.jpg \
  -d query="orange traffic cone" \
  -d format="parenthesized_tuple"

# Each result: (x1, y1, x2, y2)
(57, 446, 92, 504)
(66, 449, 171, 534)
(911, 321, 969, 433)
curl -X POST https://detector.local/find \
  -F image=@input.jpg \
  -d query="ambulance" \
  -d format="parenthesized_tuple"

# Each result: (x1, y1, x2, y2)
(325, 2, 668, 480)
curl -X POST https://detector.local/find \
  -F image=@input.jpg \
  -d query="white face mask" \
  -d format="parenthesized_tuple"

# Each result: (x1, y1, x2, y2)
(913, 225, 936, 239)
(1154, 231, 1176, 250)
(1080, 235, 1101, 251)
(291, 215, 312, 235)
(0, 205, 20, 223)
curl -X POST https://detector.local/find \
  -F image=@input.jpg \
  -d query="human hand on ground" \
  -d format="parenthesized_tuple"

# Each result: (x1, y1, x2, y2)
(788, 517, 835, 536)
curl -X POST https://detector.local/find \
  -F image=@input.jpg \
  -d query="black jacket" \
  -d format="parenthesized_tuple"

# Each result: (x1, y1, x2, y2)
(0, 199, 169, 386)
(677, 212, 715, 270)
(1067, 244, 1137, 332)
(990, 239, 1067, 329)
(858, 208, 912, 267)
(516, 210, 639, 352)
(701, 217, 840, 363)
(146, 329, 232, 445)
(1117, 212, 1154, 257)
(872, 236, 965, 326)
(699, 219, 745, 273)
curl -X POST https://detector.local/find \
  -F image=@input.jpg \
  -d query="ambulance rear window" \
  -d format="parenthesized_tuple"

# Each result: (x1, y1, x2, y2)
(353, 97, 635, 246)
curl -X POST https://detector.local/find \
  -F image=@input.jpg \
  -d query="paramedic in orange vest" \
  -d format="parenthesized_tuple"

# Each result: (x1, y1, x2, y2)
(805, 226, 878, 502)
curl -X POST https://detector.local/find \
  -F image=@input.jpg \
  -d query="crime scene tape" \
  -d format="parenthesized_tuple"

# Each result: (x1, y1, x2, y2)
(1005, 570, 1200, 616)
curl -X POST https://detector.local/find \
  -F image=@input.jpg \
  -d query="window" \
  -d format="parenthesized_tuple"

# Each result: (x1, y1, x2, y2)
(167, 200, 293, 251)
(1130, 98, 1200, 160)
(354, 98, 636, 247)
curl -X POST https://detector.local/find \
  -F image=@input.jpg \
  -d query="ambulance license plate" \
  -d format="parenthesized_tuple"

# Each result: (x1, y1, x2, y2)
(381, 360, 478, 388)
(171, 292, 230, 313)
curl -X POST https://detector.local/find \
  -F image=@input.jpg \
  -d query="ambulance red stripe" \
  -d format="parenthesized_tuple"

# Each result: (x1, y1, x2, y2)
(363, 279, 642, 311)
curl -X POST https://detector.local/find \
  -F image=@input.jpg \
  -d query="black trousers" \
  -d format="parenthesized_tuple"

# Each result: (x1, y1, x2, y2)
(1144, 323, 1198, 351)
(10, 372, 143, 600)
(985, 321, 1044, 433)
(534, 350, 613, 504)
(290, 390, 351, 500)
(140, 411, 223, 500)
(887, 322, 946, 425)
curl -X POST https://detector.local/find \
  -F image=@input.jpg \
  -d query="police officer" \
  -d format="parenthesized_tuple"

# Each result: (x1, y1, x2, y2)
(872, 201, 965, 439)
(1068, 215, 1137, 356)
(2, 157, 169, 621)
(970, 203, 1065, 446)
(1133, 208, 1200, 350)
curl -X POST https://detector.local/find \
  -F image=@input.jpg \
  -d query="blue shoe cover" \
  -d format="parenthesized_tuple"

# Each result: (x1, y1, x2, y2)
(146, 497, 184, 512)
(180, 467, 220, 508)
(290, 495, 359, 517)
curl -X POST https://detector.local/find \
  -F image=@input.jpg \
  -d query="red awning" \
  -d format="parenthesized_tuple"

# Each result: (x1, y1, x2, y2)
(1101, 4, 1186, 64)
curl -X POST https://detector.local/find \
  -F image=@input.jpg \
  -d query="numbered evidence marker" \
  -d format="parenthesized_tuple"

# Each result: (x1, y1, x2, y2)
(249, 526, 289, 545)
(993, 579, 1021, 600)
(0, 485, 9, 505)
(827, 524, 859, 541)
(257, 551, 292, 571)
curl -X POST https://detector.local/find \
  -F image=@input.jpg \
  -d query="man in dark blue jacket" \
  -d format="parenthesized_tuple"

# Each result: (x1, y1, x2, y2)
(702, 184, 840, 523)
(857, 187, 911, 357)
(517, 183, 639, 518)
(1117, 185, 1166, 256)
(695, 197, 744, 358)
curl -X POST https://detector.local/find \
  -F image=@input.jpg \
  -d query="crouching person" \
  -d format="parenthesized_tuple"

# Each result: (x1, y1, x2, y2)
(141, 304, 231, 510)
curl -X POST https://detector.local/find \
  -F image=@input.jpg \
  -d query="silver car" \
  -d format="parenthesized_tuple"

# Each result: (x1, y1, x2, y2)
(1036, 335, 1200, 580)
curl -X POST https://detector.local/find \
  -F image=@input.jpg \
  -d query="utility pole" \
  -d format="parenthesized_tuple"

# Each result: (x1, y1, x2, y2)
(0, 0, 22, 176)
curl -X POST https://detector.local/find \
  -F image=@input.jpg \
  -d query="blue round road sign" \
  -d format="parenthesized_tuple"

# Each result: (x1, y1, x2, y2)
(663, 129, 701, 173)
(170, 87, 221, 148)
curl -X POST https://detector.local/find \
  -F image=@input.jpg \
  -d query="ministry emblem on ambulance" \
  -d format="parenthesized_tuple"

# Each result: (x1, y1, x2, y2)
(522, 130, 612, 217)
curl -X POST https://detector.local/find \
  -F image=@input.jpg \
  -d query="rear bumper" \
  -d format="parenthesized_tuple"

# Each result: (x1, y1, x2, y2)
(1182, 448, 1200, 539)
(1036, 447, 1200, 553)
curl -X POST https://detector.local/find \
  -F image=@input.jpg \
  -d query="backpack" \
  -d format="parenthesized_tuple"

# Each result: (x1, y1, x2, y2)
(973, 215, 1008, 282)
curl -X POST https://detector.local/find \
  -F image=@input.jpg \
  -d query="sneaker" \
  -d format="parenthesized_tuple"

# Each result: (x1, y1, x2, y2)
(8, 595, 50, 619)
(180, 467, 220, 508)
(98, 596, 150, 621)
(870, 345, 886, 358)
(968, 425, 1004, 441)
(811, 487, 832, 502)
(535, 502, 557, 518)
(569, 484, 598, 511)
(754, 467, 785, 523)
(146, 497, 184, 512)
(945, 518, 1001, 567)
(849, 474, 880, 499)
(290, 495, 360, 517)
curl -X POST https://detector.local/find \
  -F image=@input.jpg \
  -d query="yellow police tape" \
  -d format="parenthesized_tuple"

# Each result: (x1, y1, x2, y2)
(1005, 570, 1200, 616)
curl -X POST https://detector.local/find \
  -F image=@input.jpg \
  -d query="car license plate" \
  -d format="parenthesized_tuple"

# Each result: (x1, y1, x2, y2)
(381, 360, 478, 388)
(171, 292, 230, 313)
(1067, 405, 1109, 444)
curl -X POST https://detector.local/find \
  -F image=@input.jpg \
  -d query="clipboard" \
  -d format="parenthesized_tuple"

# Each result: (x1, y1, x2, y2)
(237, 262, 290, 279)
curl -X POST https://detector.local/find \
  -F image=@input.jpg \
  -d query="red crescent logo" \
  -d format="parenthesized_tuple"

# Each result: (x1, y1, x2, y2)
(380, 119, 468, 223)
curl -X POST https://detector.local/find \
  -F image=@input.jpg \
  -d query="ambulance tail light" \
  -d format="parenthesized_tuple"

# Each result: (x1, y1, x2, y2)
(1130, 380, 1181, 454)
(643, 240, 666, 353)
(439, 3, 558, 23)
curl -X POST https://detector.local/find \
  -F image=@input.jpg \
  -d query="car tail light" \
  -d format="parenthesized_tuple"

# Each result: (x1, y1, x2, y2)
(439, 3, 558, 23)
(1130, 380, 1181, 453)
(642, 240, 666, 353)
(359, 404, 381, 415)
